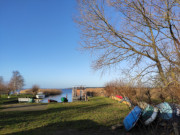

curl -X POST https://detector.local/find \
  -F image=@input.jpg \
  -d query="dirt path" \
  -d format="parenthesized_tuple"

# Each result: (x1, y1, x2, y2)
(0, 103, 47, 112)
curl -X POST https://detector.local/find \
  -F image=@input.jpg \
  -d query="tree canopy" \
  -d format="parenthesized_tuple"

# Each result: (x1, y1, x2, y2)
(9, 71, 24, 92)
(76, 0, 180, 87)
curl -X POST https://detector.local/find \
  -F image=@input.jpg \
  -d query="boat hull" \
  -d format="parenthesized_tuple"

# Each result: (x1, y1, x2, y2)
(36, 94, 45, 99)
(61, 97, 68, 102)
(169, 103, 180, 121)
(48, 99, 57, 103)
(144, 107, 158, 125)
(123, 106, 142, 131)
(156, 102, 172, 120)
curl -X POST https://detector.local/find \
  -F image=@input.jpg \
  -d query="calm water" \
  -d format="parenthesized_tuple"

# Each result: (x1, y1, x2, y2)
(41, 89, 72, 103)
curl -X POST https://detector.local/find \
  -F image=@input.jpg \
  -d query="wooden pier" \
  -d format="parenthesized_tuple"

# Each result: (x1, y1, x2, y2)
(72, 86, 87, 102)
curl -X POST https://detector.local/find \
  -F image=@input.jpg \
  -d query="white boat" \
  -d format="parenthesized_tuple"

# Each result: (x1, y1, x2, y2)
(138, 102, 158, 125)
(156, 102, 173, 120)
(18, 98, 34, 103)
(144, 107, 158, 125)
(36, 92, 45, 99)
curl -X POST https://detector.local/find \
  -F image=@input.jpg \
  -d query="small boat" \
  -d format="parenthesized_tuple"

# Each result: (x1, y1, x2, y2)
(174, 104, 180, 117)
(28, 98, 35, 103)
(61, 97, 68, 102)
(18, 98, 34, 103)
(169, 103, 180, 120)
(115, 95, 123, 99)
(36, 92, 45, 99)
(141, 104, 158, 125)
(123, 106, 142, 131)
(156, 102, 173, 120)
(122, 101, 132, 107)
(48, 99, 57, 103)
(111, 96, 122, 101)
(119, 97, 132, 107)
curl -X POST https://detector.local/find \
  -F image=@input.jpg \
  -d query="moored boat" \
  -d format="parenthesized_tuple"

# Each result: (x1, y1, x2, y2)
(123, 106, 142, 131)
(141, 104, 158, 125)
(116, 95, 123, 99)
(111, 96, 122, 101)
(156, 102, 173, 120)
(36, 92, 45, 99)
(119, 97, 132, 107)
(169, 103, 180, 121)
(18, 98, 34, 103)
(48, 99, 57, 103)
(61, 97, 68, 102)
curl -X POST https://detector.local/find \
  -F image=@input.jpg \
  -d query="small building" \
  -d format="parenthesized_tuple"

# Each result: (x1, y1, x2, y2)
(72, 86, 87, 101)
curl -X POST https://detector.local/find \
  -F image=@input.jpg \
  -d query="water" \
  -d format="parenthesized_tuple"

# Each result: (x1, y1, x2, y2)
(41, 89, 72, 103)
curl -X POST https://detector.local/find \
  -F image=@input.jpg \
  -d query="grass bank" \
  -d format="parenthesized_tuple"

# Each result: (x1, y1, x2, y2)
(0, 97, 129, 135)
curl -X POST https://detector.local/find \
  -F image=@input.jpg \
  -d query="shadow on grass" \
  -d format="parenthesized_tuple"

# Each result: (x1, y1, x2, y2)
(2, 104, 47, 109)
(6, 119, 115, 135)
(0, 98, 18, 105)
(0, 103, 111, 130)
(0, 97, 130, 135)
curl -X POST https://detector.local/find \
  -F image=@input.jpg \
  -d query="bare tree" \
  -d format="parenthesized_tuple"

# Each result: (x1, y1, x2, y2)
(9, 71, 24, 93)
(0, 76, 10, 96)
(75, 0, 180, 87)
(31, 85, 39, 95)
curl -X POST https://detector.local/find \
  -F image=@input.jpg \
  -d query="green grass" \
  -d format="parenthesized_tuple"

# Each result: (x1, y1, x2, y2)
(0, 97, 129, 135)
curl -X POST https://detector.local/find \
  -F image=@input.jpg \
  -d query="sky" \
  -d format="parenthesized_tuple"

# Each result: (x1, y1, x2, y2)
(0, 0, 121, 88)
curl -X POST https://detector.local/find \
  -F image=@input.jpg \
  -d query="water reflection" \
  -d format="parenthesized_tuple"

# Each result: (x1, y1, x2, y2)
(41, 89, 72, 103)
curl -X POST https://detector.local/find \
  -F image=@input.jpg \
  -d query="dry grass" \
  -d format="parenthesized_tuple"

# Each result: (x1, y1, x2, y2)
(20, 89, 33, 94)
(86, 88, 105, 96)
(20, 89, 62, 96)
(104, 80, 180, 104)
(38, 89, 62, 96)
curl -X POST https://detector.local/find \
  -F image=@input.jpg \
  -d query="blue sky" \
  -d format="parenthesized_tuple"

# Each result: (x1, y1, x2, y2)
(0, 0, 121, 88)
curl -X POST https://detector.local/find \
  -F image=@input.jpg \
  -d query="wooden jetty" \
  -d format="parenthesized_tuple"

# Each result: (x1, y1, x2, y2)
(72, 86, 87, 102)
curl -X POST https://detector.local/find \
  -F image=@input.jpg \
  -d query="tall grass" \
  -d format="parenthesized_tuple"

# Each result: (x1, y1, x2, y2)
(20, 89, 62, 96)
(104, 80, 180, 104)
(86, 88, 105, 96)
(38, 89, 62, 96)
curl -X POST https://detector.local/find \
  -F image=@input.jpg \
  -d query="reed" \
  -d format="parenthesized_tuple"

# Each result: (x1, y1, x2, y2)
(38, 89, 62, 96)
(20, 89, 62, 96)
(104, 80, 180, 104)
(20, 89, 33, 94)
(86, 88, 105, 96)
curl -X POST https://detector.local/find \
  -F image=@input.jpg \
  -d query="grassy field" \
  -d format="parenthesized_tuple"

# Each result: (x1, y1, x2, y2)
(0, 97, 129, 135)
